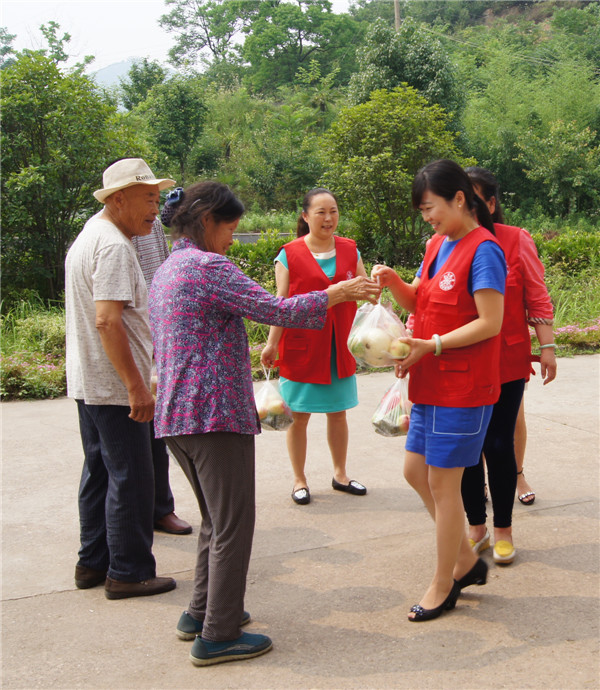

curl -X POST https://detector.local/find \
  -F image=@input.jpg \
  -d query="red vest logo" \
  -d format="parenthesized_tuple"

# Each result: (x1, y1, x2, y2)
(439, 272, 456, 291)
(346, 271, 354, 279)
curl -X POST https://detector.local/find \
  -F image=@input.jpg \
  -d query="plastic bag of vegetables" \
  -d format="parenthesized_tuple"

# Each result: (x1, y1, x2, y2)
(254, 367, 293, 431)
(347, 301, 410, 368)
(371, 377, 412, 437)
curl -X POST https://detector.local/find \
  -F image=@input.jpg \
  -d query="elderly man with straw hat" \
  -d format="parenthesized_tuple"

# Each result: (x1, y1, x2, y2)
(65, 158, 177, 599)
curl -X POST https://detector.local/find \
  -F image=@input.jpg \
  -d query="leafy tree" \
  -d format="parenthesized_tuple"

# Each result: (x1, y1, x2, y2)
(242, 103, 324, 209)
(199, 86, 265, 175)
(280, 60, 342, 132)
(551, 3, 600, 73)
(160, 0, 361, 92)
(196, 85, 324, 210)
(1, 45, 142, 303)
(39, 21, 71, 63)
(322, 86, 465, 266)
(201, 56, 246, 90)
(516, 120, 600, 216)
(398, 0, 519, 28)
(141, 76, 208, 185)
(0, 27, 16, 68)
(240, 0, 361, 93)
(455, 15, 600, 210)
(160, 0, 261, 67)
(348, 18, 464, 125)
(347, 0, 395, 25)
(119, 58, 167, 111)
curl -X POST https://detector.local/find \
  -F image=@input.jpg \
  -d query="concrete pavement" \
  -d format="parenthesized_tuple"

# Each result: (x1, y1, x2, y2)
(1, 355, 599, 689)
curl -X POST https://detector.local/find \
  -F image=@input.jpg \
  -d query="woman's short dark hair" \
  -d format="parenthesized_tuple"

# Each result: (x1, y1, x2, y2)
(412, 159, 495, 235)
(465, 166, 505, 223)
(297, 187, 338, 237)
(169, 181, 244, 248)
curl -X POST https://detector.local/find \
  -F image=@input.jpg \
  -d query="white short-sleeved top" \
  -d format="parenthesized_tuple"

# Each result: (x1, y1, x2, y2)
(65, 212, 152, 405)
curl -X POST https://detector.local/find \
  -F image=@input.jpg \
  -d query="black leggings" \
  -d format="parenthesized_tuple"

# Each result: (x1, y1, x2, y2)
(461, 378, 526, 529)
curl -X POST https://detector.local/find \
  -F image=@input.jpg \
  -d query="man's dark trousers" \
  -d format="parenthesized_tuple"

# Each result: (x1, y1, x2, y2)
(76, 401, 156, 582)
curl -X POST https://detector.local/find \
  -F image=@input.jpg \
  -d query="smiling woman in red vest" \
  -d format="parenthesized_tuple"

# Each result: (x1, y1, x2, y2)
(261, 188, 377, 505)
(461, 166, 557, 566)
(372, 159, 507, 622)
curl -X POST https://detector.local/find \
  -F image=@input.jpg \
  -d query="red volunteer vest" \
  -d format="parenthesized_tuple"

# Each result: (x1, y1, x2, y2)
(494, 223, 535, 384)
(278, 236, 357, 384)
(409, 227, 502, 407)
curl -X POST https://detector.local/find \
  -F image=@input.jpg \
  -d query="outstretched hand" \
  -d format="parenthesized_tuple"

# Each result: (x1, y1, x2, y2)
(343, 275, 382, 304)
(371, 264, 396, 287)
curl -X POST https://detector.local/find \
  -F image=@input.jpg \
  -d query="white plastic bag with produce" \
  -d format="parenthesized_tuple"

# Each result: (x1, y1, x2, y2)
(371, 377, 412, 437)
(347, 301, 410, 368)
(254, 367, 293, 431)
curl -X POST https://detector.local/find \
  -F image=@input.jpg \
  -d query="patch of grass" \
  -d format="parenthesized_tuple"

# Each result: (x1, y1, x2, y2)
(1, 300, 67, 400)
(545, 265, 600, 327)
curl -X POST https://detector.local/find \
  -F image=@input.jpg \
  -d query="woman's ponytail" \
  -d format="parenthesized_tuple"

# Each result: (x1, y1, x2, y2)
(296, 216, 310, 237)
(472, 194, 496, 235)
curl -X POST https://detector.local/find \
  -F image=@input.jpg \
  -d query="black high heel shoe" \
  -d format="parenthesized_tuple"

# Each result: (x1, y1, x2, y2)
(408, 580, 460, 622)
(457, 558, 488, 590)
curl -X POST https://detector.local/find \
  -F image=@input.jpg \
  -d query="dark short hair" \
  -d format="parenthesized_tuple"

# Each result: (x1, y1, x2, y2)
(412, 159, 495, 235)
(169, 181, 244, 248)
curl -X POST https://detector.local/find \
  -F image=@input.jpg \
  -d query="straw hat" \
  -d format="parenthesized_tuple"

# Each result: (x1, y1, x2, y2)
(93, 158, 175, 203)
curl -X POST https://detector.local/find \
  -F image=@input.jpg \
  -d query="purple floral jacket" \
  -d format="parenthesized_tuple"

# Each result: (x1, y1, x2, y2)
(149, 238, 328, 438)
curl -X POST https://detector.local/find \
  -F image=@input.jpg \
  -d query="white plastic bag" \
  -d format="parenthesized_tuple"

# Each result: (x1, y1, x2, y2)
(254, 367, 293, 431)
(347, 301, 410, 368)
(371, 377, 412, 437)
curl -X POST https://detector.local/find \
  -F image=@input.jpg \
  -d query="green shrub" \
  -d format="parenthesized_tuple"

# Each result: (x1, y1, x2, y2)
(228, 228, 294, 287)
(505, 209, 600, 235)
(236, 210, 297, 234)
(10, 312, 67, 356)
(1, 351, 66, 399)
(531, 230, 600, 273)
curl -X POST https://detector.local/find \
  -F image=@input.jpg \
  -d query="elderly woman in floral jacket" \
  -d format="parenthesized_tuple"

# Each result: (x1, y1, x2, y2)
(148, 181, 380, 667)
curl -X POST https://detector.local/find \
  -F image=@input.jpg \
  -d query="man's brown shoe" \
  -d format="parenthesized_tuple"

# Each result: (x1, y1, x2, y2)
(75, 565, 107, 589)
(104, 576, 176, 600)
(154, 512, 192, 535)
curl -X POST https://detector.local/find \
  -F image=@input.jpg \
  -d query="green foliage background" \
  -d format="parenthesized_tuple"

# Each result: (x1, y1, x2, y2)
(3, 2, 599, 306)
